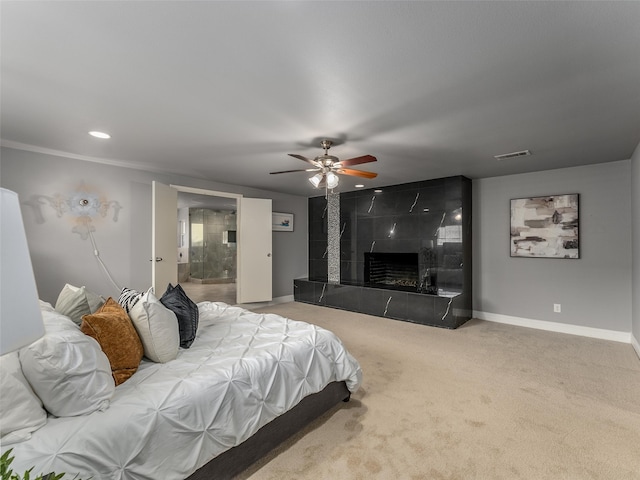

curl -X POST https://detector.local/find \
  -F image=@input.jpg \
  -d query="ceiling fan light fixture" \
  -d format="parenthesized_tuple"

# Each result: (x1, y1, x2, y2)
(309, 173, 323, 188)
(326, 171, 339, 189)
(277, 140, 377, 191)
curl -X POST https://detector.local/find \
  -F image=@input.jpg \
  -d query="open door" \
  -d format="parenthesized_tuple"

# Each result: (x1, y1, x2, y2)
(153, 183, 273, 304)
(237, 197, 272, 303)
(152, 181, 178, 294)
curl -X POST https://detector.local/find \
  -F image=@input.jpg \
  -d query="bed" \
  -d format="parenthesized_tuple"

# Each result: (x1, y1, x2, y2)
(1, 301, 362, 480)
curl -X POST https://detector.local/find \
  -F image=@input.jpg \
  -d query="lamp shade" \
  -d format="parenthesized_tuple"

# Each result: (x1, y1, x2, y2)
(0, 188, 45, 355)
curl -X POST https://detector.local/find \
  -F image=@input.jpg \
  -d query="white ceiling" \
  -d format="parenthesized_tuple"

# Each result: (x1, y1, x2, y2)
(2, 1, 639, 197)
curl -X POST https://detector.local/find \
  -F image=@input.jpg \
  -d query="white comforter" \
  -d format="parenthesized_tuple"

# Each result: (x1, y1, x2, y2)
(6, 302, 362, 479)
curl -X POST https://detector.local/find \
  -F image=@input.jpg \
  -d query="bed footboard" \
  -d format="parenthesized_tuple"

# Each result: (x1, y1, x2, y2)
(186, 381, 351, 480)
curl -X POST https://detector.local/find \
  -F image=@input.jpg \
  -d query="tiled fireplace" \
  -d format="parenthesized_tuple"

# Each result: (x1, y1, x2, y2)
(294, 175, 472, 329)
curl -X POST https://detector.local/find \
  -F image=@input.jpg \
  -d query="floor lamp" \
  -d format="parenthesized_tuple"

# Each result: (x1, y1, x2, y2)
(0, 188, 45, 355)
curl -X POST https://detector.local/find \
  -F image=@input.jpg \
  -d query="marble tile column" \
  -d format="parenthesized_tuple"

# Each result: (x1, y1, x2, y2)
(327, 193, 340, 283)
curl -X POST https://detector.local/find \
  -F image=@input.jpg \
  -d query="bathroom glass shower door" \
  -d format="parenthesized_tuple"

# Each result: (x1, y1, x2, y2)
(189, 208, 237, 283)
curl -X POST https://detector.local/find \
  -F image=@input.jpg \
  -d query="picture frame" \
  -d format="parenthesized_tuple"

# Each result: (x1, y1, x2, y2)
(510, 193, 579, 259)
(272, 212, 294, 232)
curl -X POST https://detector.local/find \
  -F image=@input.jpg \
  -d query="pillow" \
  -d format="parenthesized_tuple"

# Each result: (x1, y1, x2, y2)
(39, 299, 57, 313)
(118, 286, 152, 314)
(81, 297, 144, 385)
(0, 352, 47, 444)
(19, 309, 115, 417)
(159, 283, 199, 348)
(54, 283, 105, 325)
(129, 290, 179, 363)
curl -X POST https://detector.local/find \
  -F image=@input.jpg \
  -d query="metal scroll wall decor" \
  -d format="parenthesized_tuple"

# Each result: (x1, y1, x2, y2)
(25, 182, 122, 239)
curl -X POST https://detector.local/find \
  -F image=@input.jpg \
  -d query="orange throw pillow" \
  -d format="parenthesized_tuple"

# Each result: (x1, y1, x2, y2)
(81, 297, 144, 385)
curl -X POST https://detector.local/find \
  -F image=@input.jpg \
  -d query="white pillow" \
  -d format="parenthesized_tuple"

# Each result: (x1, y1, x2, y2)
(129, 290, 179, 363)
(54, 283, 105, 325)
(39, 299, 57, 312)
(0, 352, 47, 445)
(20, 309, 115, 417)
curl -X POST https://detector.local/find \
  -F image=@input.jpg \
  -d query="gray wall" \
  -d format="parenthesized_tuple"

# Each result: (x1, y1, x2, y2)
(0, 147, 308, 304)
(3, 144, 636, 337)
(631, 142, 640, 344)
(473, 160, 632, 333)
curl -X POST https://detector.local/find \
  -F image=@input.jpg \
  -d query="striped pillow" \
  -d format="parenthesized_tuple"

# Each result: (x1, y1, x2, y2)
(118, 287, 152, 314)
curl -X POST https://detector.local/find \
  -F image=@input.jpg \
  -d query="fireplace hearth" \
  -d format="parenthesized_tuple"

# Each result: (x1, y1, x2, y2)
(364, 252, 419, 292)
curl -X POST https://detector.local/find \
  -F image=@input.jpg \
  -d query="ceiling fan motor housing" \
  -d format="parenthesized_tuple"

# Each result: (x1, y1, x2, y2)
(317, 155, 339, 167)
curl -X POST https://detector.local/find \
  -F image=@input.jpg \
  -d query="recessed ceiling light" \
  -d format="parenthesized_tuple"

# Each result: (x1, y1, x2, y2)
(355, 184, 365, 188)
(374, 189, 383, 193)
(89, 131, 111, 139)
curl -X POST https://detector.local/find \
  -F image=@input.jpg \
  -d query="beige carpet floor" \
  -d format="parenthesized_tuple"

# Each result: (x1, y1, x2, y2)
(238, 302, 640, 480)
(180, 282, 236, 305)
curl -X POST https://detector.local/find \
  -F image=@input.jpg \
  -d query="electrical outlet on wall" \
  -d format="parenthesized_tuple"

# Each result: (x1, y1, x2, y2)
(553, 303, 562, 313)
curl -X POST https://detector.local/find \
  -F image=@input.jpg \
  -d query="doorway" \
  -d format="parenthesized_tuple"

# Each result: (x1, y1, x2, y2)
(177, 191, 238, 304)
(153, 182, 272, 304)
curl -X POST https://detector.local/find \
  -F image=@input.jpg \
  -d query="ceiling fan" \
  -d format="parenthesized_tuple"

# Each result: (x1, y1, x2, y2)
(270, 139, 377, 190)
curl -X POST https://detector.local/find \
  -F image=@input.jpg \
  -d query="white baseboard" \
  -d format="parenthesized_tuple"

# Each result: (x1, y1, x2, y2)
(631, 333, 640, 359)
(272, 294, 294, 304)
(237, 294, 294, 309)
(473, 310, 632, 344)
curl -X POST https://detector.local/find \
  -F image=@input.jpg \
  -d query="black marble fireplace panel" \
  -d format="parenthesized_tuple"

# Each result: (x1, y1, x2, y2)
(293, 278, 316, 304)
(294, 279, 469, 329)
(309, 259, 327, 282)
(333, 176, 471, 294)
(306, 175, 472, 329)
(308, 196, 328, 282)
(406, 293, 435, 324)
(309, 240, 327, 259)
(340, 260, 364, 285)
(322, 284, 361, 312)
(360, 288, 408, 319)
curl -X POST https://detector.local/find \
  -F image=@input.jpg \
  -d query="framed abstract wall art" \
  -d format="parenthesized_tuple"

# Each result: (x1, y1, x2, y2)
(510, 194, 579, 258)
(272, 212, 294, 231)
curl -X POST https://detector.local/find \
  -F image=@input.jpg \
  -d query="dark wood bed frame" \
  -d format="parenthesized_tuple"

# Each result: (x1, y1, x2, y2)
(186, 381, 351, 480)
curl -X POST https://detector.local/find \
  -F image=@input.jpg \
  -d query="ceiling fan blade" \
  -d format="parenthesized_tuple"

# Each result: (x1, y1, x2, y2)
(288, 153, 320, 167)
(335, 155, 377, 167)
(336, 168, 378, 179)
(270, 168, 318, 175)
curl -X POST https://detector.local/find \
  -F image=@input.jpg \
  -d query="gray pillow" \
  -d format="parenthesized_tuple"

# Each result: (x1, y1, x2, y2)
(55, 284, 105, 325)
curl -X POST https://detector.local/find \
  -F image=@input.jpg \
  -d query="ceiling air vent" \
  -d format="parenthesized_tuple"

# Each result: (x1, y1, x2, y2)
(494, 150, 532, 161)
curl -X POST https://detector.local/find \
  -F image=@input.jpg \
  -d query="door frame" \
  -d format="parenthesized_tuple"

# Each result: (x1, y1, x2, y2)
(171, 185, 242, 304)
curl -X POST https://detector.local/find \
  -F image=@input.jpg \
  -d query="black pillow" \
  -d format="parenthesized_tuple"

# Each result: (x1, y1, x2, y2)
(159, 283, 199, 348)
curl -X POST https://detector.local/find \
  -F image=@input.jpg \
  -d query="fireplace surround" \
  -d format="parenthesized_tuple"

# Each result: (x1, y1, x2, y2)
(296, 175, 472, 329)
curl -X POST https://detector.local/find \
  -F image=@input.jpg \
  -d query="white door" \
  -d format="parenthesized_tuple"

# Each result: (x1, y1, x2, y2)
(152, 181, 178, 294)
(237, 197, 272, 303)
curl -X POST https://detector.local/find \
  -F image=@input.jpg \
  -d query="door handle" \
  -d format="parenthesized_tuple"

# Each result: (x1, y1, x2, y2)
(150, 257, 164, 262)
